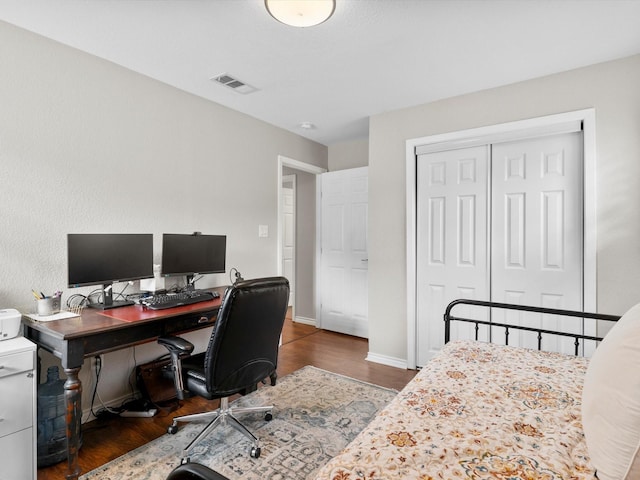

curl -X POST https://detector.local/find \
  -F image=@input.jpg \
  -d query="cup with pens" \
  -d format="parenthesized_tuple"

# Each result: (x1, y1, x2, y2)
(33, 290, 62, 316)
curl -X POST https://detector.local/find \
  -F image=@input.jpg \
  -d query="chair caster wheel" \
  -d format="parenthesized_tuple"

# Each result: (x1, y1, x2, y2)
(264, 412, 273, 421)
(168, 424, 179, 434)
(250, 446, 261, 458)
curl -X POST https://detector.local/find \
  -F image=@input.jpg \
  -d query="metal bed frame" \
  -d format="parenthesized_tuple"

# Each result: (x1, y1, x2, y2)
(444, 299, 620, 355)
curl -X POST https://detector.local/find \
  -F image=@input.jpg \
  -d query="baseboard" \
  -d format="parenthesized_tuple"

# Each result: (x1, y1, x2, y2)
(294, 316, 316, 326)
(366, 351, 408, 370)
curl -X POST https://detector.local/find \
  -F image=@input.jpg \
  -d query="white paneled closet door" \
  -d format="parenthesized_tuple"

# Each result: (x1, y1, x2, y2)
(491, 132, 583, 353)
(416, 130, 584, 365)
(417, 146, 490, 365)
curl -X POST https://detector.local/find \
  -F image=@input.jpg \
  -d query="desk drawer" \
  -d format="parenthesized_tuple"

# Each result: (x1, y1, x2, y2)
(165, 310, 217, 334)
(0, 350, 34, 379)
(0, 356, 34, 437)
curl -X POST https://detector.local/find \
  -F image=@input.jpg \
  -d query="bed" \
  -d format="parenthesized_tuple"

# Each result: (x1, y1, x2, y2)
(315, 300, 640, 480)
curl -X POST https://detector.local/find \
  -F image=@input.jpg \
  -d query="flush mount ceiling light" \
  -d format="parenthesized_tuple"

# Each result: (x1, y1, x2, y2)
(265, 0, 336, 27)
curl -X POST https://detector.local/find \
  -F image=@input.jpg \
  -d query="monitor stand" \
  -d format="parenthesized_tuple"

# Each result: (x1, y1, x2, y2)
(88, 283, 134, 310)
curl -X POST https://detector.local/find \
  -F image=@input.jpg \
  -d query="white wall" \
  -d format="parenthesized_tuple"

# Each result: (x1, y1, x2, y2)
(368, 54, 640, 364)
(0, 21, 327, 415)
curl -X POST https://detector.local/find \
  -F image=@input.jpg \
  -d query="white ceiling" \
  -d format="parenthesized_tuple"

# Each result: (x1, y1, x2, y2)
(1, 0, 640, 146)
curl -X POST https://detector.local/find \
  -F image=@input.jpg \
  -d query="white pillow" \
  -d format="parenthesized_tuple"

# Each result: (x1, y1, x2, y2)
(582, 302, 640, 480)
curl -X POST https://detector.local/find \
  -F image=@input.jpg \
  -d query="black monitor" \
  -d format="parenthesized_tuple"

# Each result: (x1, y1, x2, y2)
(67, 233, 154, 309)
(161, 233, 226, 288)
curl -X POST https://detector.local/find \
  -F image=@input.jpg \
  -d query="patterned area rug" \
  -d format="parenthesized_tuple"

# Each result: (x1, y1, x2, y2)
(80, 366, 397, 480)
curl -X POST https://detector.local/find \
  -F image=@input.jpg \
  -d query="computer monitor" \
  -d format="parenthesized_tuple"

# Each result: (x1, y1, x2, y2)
(67, 233, 154, 309)
(161, 233, 227, 288)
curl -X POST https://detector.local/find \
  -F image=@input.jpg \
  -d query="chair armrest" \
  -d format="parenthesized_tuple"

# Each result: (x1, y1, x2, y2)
(158, 335, 195, 356)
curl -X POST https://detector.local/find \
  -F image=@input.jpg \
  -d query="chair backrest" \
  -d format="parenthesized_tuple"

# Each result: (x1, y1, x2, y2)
(204, 276, 290, 396)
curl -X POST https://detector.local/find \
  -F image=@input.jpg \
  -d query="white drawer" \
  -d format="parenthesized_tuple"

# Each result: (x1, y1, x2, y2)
(0, 350, 34, 379)
(0, 351, 34, 438)
(0, 427, 34, 480)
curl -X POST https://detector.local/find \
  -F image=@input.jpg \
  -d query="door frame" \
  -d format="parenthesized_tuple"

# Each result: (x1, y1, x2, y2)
(405, 109, 597, 369)
(276, 155, 326, 323)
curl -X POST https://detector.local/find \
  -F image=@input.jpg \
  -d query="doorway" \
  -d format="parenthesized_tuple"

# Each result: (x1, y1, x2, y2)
(405, 109, 597, 369)
(277, 156, 326, 326)
(281, 174, 296, 308)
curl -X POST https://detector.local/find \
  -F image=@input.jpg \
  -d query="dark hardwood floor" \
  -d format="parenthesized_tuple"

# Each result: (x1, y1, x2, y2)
(37, 311, 417, 479)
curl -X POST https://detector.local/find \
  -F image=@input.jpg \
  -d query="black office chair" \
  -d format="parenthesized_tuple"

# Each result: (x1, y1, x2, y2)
(158, 277, 290, 462)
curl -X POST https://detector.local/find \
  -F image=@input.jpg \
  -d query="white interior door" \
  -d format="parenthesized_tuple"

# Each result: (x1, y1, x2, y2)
(417, 146, 490, 365)
(491, 132, 583, 353)
(319, 167, 368, 338)
(281, 175, 296, 308)
(416, 131, 585, 364)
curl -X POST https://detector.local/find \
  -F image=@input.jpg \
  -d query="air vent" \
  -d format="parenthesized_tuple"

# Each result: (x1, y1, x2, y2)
(211, 73, 258, 94)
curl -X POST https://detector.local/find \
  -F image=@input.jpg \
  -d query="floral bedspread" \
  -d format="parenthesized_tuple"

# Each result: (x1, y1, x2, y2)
(315, 340, 596, 480)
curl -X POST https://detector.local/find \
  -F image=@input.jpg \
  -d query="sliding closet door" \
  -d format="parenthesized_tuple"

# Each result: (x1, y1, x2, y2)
(416, 146, 489, 365)
(416, 129, 585, 364)
(491, 132, 584, 353)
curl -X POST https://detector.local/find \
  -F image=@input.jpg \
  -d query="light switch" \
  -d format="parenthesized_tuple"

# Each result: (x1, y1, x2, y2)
(258, 225, 269, 238)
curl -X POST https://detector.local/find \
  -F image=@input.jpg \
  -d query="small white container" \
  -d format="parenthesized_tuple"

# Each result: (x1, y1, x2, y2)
(0, 308, 22, 340)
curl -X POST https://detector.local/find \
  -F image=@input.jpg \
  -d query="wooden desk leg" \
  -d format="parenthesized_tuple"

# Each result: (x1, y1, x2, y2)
(63, 367, 82, 480)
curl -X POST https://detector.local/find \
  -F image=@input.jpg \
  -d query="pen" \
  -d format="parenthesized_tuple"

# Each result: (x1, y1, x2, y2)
(40, 291, 46, 299)
(32, 290, 42, 300)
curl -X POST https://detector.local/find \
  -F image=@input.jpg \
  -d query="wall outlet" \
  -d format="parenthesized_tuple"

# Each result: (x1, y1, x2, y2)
(258, 224, 269, 238)
(93, 354, 105, 369)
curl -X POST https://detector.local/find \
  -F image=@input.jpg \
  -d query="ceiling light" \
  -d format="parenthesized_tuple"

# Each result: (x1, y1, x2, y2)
(265, 0, 336, 28)
(299, 122, 316, 130)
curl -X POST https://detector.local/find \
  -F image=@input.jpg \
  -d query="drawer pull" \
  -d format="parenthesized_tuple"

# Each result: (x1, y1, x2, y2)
(197, 316, 210, 324)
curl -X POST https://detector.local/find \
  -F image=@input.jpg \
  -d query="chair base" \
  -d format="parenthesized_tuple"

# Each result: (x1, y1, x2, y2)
(168, 396, 273, 461)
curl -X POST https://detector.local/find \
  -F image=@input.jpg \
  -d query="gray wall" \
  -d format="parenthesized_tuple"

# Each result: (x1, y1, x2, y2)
(368, 54, 640, 364)
(0, 21, 327, 412)
(328, 138, 369, 171)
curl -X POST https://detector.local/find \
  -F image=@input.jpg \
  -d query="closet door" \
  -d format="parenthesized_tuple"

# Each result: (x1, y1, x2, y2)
(416, 146, 489, 365)
(491, 132, 583, 354)
(415, 130, 585, 364)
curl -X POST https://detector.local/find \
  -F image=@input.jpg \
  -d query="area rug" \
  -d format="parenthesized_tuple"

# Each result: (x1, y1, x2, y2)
(80, 366, 397, 480)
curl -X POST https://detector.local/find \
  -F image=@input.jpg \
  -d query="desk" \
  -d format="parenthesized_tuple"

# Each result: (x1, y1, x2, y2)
(22, 287, 225, 480)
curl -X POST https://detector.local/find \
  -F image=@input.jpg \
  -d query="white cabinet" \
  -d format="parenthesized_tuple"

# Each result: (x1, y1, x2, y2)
(0, 337, 36, 480)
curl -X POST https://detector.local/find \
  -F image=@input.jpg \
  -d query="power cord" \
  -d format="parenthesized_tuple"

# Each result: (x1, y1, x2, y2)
(89, 356, 122, 419)
(66, 294, 89, 309)
(230, 268, 244, 285)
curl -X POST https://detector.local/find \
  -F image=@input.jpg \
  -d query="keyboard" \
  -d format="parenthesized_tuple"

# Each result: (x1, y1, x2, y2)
(142, 290, 220, 310)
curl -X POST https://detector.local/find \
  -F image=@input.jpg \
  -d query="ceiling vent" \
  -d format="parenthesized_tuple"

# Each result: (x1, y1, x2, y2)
(211, 73, 258, 94)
